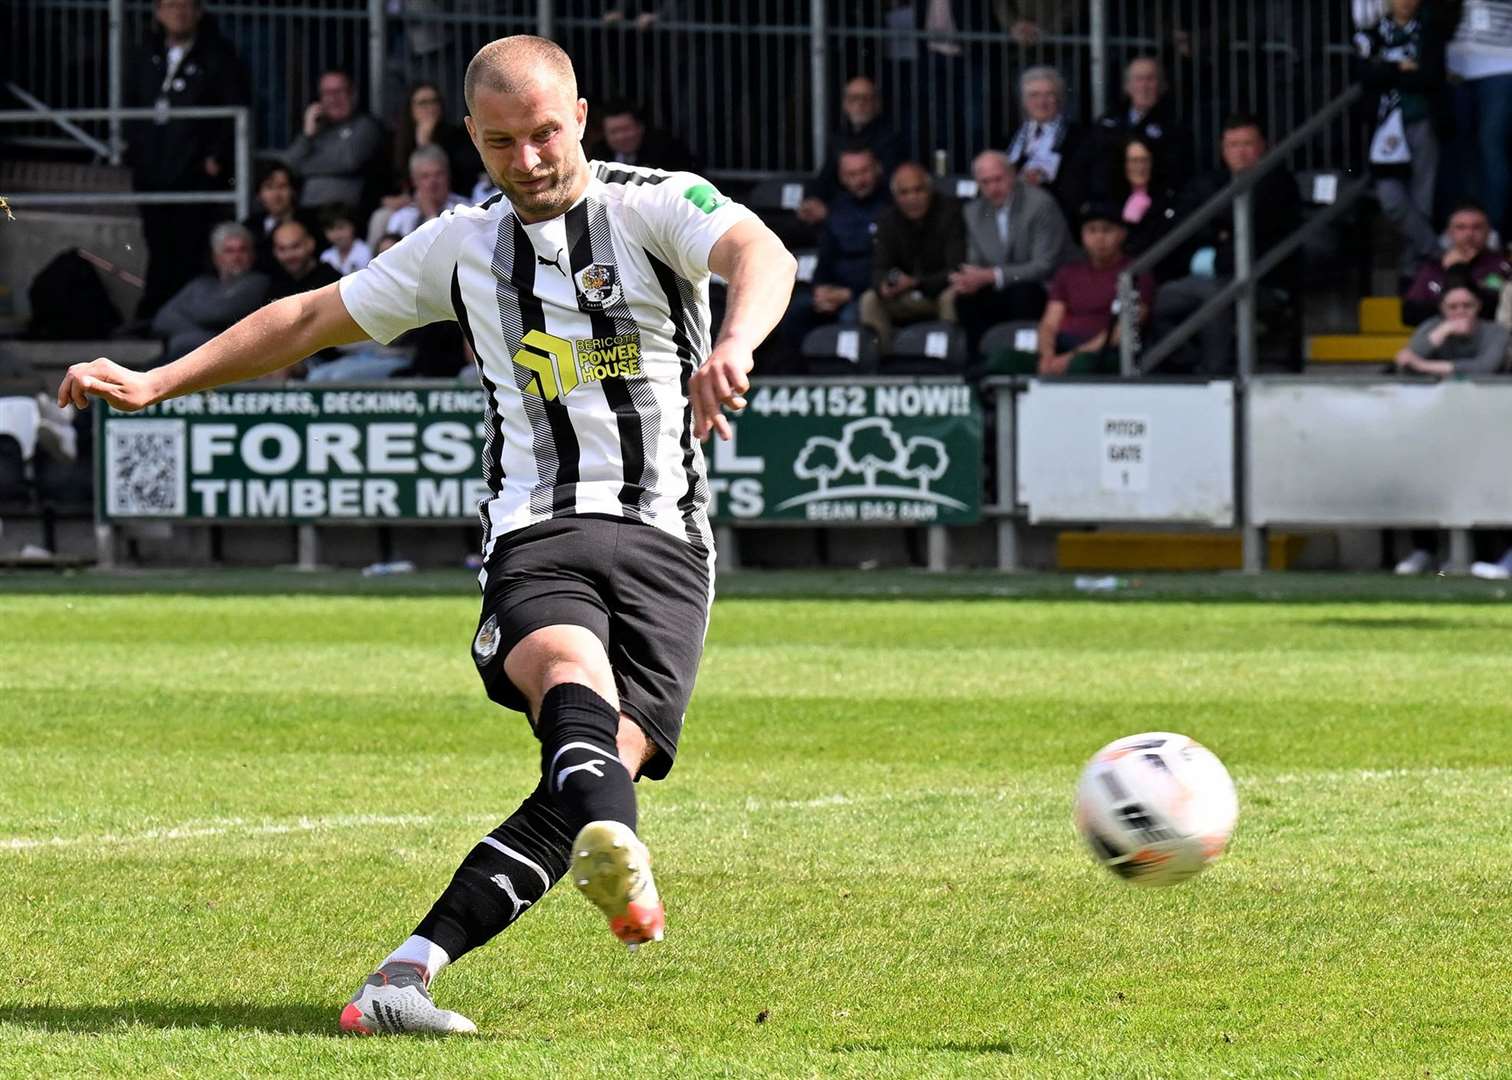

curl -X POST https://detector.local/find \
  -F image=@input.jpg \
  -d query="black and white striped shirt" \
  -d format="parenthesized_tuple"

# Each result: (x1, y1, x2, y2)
(339, 161, 756, 557)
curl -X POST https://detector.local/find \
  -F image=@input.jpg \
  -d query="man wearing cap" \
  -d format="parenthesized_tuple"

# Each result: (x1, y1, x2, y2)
(1036, 201, 1155, 375)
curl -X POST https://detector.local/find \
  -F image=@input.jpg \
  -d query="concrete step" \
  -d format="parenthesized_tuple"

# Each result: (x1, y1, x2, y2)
(1358, 296, 1409, 334)
(1306, 332, 1410, 363)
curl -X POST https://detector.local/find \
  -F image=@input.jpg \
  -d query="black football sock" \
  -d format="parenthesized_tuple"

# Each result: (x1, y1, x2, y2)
(535, 682, 638, 835)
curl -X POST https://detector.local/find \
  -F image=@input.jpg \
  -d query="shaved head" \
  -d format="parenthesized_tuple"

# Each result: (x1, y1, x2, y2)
(464, 35, 577, 113)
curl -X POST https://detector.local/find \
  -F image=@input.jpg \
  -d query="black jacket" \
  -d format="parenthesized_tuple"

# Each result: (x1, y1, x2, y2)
(1171, 165, 1303, 287)
(1084, 96, 1195, 188)
(870, 197, 967, 298)
(125, 21, 249, 190)
(586, 127, 699, 174)
(812, 115, 909, 201)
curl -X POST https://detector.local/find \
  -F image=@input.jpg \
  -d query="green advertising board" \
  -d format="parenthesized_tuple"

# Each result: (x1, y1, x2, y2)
(706, 380, 982, 524)
(96, 379, 982, 525)
(97, 384, 489, 522)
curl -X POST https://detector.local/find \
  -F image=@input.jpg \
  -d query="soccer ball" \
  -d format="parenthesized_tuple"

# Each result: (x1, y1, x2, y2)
(1074, 732, 1238, 887)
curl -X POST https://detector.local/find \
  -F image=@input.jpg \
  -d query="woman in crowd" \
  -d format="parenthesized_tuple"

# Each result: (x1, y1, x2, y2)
(1108, 134, 1183, 280)
(391, 82, 483, 199)
(240, 162, 323, 275)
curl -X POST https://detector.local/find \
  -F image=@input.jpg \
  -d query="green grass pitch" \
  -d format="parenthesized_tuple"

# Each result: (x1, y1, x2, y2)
(2, 570, 1509, 1077)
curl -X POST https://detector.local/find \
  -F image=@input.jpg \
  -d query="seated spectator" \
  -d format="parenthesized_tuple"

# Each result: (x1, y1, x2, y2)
(1081, 57, 1194, 194)
(799, 76, 907, 226)
(319, 204, 372, 275)
(1395, 280, 1508, 376)
(241, 162, 323, 276)
(1393, 281, 1511, 577)
(950, 150, 1073, 352)
(1401, 201, 1512, 325)
(586, 99, 698, 173)
(1149, 115, 1301, 375)
(267, 220, 340, 302)
(1004, 66, 1087, 220)
(1354, 0, 1448, 282)
(1112, 135, 1183, 279)
(1037, 202, 1156, 375)
(149, 222, 268, 362)
(777, 145, 890, 354)
(394, 81, 484, 199)
(284, 68, 389, 213)
(385, 146, 467, 238)
(860, 162, 965, 352)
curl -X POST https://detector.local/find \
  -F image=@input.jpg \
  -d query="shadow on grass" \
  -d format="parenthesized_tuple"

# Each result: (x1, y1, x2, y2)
(1306, 616, 1498, 631)
(834, 1040, 1016, 1055)
(0, 1001, 341, 1036)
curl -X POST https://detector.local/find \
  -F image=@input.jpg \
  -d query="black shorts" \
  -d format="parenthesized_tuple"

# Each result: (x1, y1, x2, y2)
(470, 514, 713, 781)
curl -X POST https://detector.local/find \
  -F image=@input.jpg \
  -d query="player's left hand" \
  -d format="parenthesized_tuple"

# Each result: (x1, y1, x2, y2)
(690, 341, 753, 441)
(58, 357, 161, 412)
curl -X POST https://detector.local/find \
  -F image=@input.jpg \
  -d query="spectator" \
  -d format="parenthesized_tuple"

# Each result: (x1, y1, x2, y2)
(267, 220, 340, 302)
(860, 162, 966, 352)
(1037, 202, 1157, 375)
(1393, 281, 1510, 576)
(1111, 134, 1183, 278)
(149, 222, 267, 363)
(1447, 1, 1512, 239)
(1003, 66, 1087, 219)
(778, 145, 890, 353)
(319, 204, 372, 275)
(393, 81, 484, 199)
(241, 162, 323, 275)
(125, 0, 249, 320)
(1149, 115, 1302, 374)
(1082, 58, 1195, 194)
(1355, 0, 1448, 280)
(1402, 200, 1512, 324)
(284, 69, 389, 213)
(798, 76, 908, 226)
(385, 146, 467, 239)
(586, 99, 699, 173)
(950, 150, 1074, 352)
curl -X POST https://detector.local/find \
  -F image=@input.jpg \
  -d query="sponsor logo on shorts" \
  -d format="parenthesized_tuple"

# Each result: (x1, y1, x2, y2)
(474, 614, 500, 664)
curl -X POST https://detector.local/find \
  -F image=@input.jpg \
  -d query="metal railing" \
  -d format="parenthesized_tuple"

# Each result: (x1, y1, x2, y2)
(0, 105, 253, 219)
(3, 0, 1358, 180)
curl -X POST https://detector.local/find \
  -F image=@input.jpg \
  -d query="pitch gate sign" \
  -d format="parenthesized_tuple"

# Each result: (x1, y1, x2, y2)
(705, 380, 982, 524)
(97, 386, 491, 522)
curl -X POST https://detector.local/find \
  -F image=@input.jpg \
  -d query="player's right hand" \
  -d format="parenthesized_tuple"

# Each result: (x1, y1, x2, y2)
(58, 357, 160, 413)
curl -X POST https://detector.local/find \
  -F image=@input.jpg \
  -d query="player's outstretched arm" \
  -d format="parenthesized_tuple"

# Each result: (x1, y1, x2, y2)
(58, 282, 370, 413)
(694, 219, 797, 441)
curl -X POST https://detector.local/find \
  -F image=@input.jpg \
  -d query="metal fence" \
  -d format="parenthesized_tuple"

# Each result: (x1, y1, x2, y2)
(4, 0, 1356, 178)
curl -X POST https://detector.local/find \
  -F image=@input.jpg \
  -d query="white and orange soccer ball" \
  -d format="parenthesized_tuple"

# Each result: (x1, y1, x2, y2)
(1074, 732, 1238, 887)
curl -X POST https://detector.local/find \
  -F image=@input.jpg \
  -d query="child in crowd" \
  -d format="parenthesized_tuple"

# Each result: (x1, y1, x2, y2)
(318, 205, 372, 275)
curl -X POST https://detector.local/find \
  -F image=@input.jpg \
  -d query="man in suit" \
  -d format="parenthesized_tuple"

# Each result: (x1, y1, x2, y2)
(1004, 66, 1087, 220)
(1079, 57, 1195, 200)
(950, 150, 1074, 352)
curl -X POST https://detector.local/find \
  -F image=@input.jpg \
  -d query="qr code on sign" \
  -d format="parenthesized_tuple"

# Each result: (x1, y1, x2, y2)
(106, 419, 186, 516)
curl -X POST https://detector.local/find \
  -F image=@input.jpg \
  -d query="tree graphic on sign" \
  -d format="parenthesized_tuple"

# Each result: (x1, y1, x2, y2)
(840, 417, 906, 487)
(901, 436, 948, 491)
(794, 436, 844, 492)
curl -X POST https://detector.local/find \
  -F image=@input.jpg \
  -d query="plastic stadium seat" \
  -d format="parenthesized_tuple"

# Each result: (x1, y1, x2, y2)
(0, 434, 32, 511)
(883, 320, 968, 374)
(800, 324, 881, 375)
(933, 175, 979, 201)
(791, 247, 820, 285)
(977, 320, 1041, 376)
(743, 177, 811, 212)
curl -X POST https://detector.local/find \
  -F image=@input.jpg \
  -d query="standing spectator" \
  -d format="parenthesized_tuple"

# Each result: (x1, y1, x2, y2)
(149, 223, 267, 363)
(393, 82, 484, 199)
(385, 146, 467, 239)
(319, 205, 372, 275)
(1401, 200, 1512, 323)
(585, 99, 699, 173)
(1003, 66, 1087, 220)
(777, 146, 890, 352)
(1081, 58, 1195, 195)
(267, 220, 340, 302)
(1356, 0, 1449, 281)
(1149, 115, 1302, 374)
(284, 69, 390, 213)
(125, 0, 249, 321)
(860, 162, 966, 352)
(798, 76, 908, 226)
(240, 162, 322, 276)
(1036, 202, 1156, 376)
(950, 150, 1074, 352)
(1447, 0, 1512, 238)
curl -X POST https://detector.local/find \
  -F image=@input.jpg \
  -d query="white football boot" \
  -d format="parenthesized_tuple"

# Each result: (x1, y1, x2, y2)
(339, 961, 476, 1035)
(571, 819, 665, 950)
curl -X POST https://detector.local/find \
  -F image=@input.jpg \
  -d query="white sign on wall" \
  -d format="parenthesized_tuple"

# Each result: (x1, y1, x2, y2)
(1100, 415, 1150, 492)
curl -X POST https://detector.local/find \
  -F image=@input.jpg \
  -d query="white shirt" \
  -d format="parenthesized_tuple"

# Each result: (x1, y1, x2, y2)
(386, 193, 468, 238)
(339, 160, 757, 555)
(320, 239, 372, 275)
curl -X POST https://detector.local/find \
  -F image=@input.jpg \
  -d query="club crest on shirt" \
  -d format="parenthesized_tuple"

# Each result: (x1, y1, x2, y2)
(575, 262, 621, 310)
(473, 614, 500, 665)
